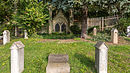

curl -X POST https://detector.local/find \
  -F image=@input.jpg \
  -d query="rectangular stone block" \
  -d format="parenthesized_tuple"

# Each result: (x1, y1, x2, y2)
(46, 54, 70, 73)
(48, 54, 68, 63)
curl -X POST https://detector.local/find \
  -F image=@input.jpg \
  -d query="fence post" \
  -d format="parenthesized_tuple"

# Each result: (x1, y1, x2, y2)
(95, 41, 108, 73)
(10, 41, 25, 73)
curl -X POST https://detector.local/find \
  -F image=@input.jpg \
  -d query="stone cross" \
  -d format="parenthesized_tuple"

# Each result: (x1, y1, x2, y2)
(24, 30, 28, 39)
(127, 26, 130, 37)
(46, 54, 70, 73)
(111, 28, 118, 44)
(10, 41, 25, 73)
(95, 41, 108, 73)
(93, 27, 97, 36)
(3, 30, 10, 45)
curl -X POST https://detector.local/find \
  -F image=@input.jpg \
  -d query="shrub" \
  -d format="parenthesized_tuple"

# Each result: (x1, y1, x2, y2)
(115, 18, 130, 36)
(90, 33, 111, 42)
(70, 25, 81, 34)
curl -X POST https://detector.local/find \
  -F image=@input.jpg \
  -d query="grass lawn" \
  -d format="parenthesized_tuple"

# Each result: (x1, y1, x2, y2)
(0, 38, 130, 73)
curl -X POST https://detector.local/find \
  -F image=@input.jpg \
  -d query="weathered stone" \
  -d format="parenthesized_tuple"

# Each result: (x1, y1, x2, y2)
(10, 41, 25, 73)
(48, 54, 68, 63)
(46, 54, 70, 73)
(24, 30, 28, 39)
(111, 28, 118, 44)
(3, 30, 10, 45)
(127, 26, 130, 37)
(93, 28, 97, 36)
(95, 41, 108, 73)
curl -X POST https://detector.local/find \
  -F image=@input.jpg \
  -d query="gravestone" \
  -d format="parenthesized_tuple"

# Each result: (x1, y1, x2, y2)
(3, 30, 10, 45)
(111, 28, 118, 44)
(24, 30, 28, 39)
(10, 41, 25, 73)
(46, 54, 70, 73)
(95, 41, 108, 73)
(127, 26, 130, 37)
(93, 28, 97, 36)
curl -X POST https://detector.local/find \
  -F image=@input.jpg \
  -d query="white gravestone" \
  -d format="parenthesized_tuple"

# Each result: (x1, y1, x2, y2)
(46, 54, 70, 73)
(3, 30, 10, 45)
(10, 41, 25, 73)
(93, 28, 97, 36)
(24, 30, 28, 39)
(95, 41, 108, 73)
(127, 26, 130, 37)
(111, 28, 118, 44)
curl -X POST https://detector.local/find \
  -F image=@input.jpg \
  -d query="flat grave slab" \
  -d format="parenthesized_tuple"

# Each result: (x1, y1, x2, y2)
(46, 54, 70, 73)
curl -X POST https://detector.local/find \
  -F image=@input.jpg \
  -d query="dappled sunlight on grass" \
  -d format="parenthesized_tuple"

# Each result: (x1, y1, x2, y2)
(0, 38, 129, 73)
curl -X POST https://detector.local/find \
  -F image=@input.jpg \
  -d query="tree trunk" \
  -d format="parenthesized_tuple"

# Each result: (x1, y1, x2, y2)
(48, 6, 52, 34)
(81, 6, 88, 39)
(15, 26, 18, 37)
(70, 8, 74, 26)
(14, 0, 18, 37)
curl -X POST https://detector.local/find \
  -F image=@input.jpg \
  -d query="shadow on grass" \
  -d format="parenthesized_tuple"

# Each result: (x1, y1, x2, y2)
(74, 53, 96, 73)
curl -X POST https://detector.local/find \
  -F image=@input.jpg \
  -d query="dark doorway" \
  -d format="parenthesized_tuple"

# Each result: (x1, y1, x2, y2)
(61, 24, 66, 32)
(55, 24, 60, 32)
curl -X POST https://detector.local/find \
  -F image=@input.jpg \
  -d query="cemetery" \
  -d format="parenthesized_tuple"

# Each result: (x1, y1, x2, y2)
(0, 0, 130, 73)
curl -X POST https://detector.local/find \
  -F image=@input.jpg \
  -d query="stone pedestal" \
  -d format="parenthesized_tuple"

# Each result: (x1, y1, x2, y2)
(127, 26, 130, 37)
(10, 41, 25, 73)
(93, 28, 97, 36)
(46, 54, 70, 73)
(95, 41, 108, 73)
(111, 28, 118, 44)
(3, 30, 10, 45)
(24, 30, 28, 39)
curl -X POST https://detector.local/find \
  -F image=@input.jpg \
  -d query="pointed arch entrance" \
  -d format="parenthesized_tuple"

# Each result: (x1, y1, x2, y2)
(53, 11, 68, 33)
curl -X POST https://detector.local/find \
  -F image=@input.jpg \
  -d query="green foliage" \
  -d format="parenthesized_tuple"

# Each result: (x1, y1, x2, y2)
(12, 0, 49, 36)
(74, 38, 81, 41)
(0, 0, 14, 34)
(124, 37, 130, 41)
(115, 18, 130, 36)
(88, 33, 111, 42)
(70, 25, 81, 34)
(39, 33, 79, 39)
(30, 33, 43, 38)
